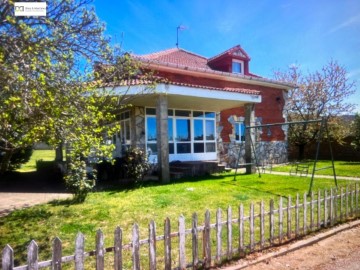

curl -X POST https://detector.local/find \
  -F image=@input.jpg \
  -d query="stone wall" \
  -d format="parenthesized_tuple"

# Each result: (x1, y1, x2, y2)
(219, 140, 288, 168)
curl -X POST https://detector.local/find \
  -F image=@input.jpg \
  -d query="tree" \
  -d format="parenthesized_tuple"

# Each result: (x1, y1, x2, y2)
(274, 60, 356, 160)
(351, 113, 360, 151)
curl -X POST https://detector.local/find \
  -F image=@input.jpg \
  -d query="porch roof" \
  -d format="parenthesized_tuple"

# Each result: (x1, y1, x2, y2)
(109, 82, 261, 111)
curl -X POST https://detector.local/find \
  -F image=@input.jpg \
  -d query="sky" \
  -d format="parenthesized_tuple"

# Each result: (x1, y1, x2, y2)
(93, 0, 360, 112)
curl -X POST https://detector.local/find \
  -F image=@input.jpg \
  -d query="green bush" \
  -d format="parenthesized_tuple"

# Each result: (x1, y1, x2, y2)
(122, 147, 151, 183)
(64, 157, 95, 202)
(0, 146, 33, 171)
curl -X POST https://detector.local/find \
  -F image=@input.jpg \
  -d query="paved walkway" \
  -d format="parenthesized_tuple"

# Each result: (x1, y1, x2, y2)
(0, 192, 72, 217)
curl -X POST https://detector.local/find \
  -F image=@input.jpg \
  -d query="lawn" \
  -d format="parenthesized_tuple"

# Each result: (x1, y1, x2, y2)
(17, 149, 56, 172)
(0, 171, 356, 267)
(272, 160, 360, 178)
(2, 151, 359, 267)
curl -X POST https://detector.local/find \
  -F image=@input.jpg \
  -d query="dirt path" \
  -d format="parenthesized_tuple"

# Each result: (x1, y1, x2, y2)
(228, 223, 360, 270)
(0, 192, 71, 217)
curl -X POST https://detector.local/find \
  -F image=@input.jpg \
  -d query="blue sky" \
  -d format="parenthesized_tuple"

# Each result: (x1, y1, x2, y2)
(93, 0, 360, 112)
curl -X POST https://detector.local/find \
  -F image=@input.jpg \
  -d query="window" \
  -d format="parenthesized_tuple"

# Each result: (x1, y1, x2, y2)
(145, 108, 217, 156)
(232, 60, 243, 74)
(119, 111, 131, 145)
(235, 122, 245, 142)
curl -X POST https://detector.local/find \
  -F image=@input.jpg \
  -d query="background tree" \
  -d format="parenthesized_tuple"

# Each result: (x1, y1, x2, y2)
(351, 113, 360, 151)
(0, 0, 155, 200)
(274, 60, 356, 160)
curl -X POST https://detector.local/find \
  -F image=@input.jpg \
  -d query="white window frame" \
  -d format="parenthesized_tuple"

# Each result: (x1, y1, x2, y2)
(234, 121, 246, 142)
(145, 108, 217, 162)
(232, 59, 244, 75)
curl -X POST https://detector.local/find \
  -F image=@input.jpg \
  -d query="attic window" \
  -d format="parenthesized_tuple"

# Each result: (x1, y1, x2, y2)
(232, 60, 244, 74)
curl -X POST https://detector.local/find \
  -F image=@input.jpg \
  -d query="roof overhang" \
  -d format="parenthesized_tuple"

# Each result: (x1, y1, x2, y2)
(137, 59, 296, 90)
(108, 83, 261, 111)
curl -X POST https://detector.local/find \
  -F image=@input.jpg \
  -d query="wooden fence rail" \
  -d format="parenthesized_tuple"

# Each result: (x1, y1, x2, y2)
(2, 184, 360, 270)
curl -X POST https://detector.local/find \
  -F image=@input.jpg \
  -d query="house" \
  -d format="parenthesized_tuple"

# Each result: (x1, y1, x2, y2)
(104, 45, 294, 182)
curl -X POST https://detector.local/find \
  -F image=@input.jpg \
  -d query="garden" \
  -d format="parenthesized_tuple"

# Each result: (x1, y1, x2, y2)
(1, 150, 359, 268)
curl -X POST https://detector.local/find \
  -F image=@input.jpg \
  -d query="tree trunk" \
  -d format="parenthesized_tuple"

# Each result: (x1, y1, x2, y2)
(298, 144, 305, 161)
(55, 143, 63, 162)
(0, 150, 14, 175)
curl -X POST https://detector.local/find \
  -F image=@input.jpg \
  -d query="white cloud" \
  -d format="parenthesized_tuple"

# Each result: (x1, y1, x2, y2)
(328, 14, 360, 34)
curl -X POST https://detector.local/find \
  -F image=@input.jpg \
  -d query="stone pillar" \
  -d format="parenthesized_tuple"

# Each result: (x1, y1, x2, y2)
(245, 103, 255, 174)
(130, 107, 137, 148)
(156, 95, 170, 183)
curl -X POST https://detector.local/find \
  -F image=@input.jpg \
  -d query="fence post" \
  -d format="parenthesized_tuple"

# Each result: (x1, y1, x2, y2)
(75, 233, 85, 270)
(2, 245, 14, 270)
(28, 240, 39, 270)
(351, 184, 354, 217)
(203, 210, 211, 268)
(250, 203, 254, 251)
(164, 217, 172, 270)
(310, 192, 314, 231)
(269, 199, 274, 244)
(356, 183, 359, 217)
(149, 220, 156, 270)
(192, 213, 198, 270)
(216, 208, 222, 262)
(324, 190, 328, 227)
(52, 237, 62, 270)
(317, 191, 321, 230)
(346, 185, 349, 219)
(96, 230, 105, 270)
(279, 197, 283, 243)
(340, 187, 344, 221)
(227, 206, 232, 260)
(303, 193, 307, 235)
(179, 215, 186, 270)
(260, 200, 265, 248)
(114, 226, 123, 270)
(287, 196, 291, 240)
(330, 189, 335, 226)
(132, 224, 140, 270)
(239, 204, 244, 254)
(295, 194, 299, 237)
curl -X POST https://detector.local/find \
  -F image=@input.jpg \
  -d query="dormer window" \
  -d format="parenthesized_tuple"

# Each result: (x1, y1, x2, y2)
(232, 60, 244, 74)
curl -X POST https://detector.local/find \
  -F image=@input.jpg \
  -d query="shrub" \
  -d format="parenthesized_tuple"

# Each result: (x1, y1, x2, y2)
(64, 157, 95, 202)
(0, 147, 33, 171)
(122, 147, 151, 183)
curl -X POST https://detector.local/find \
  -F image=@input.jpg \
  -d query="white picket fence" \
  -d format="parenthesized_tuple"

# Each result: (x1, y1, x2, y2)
(2, 184, 360, 270)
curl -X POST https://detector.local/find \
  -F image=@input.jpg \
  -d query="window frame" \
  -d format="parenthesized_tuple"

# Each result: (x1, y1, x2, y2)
(232, 59, 244, 75)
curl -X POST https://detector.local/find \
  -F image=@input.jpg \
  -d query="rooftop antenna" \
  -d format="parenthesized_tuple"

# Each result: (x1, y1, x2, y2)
(176, 25, 187, 48)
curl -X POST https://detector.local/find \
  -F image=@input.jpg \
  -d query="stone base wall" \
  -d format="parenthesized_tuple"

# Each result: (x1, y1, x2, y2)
(219, 140, 288, 168)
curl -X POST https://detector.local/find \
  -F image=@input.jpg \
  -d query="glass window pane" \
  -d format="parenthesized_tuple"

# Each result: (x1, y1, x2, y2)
(125, 120, 130, 140)
(205, 112, 215, 118)
(147, 117, 157, 141)
(205, 120, 215, 140)
(177, 143, 191, 153)
(175, 110, 191, 117)
(146, 108, 156, 115)
(176, 119, 191, 141)
(168, 109, 174, 116)
(169, 143, 174, 154)
(194, 143, 204, 153)
(194, 119, 204, 141)
(232, 62, 242, 73)
(206, 143, 216, 152)
(147, 143, 157, 155)
(168, 118, 173, 141)
(235, 123, 240, 141)
(193, 111, 204, 118)
(124, 111, 130, 119)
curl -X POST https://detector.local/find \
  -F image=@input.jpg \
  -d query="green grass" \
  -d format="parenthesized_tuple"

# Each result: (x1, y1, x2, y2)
(17, 150, 56, 172)
(272, 160, 360, 177)
(0, 172, 356, 267)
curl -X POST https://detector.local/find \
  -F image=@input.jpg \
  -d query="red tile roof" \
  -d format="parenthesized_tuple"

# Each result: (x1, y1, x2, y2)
(114, 79, 260, 96)
(139, 48, 211, 70)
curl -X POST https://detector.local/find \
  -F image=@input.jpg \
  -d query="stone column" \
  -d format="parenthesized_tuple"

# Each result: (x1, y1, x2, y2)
(130, 107, 137, 148)
(156, 95, 170, 183)
(245, 103, 255, 174)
